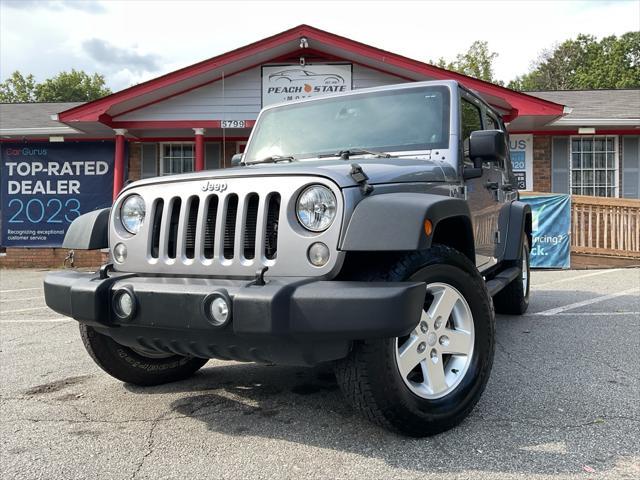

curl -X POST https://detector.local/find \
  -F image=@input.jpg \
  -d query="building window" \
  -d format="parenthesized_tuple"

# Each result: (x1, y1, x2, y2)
(570, 136, 618, 197)
(160, 143, 194, 175)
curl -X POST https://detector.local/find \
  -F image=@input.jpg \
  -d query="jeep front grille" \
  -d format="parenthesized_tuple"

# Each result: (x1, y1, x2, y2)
(111, 176, 343, 278)
(149, 192, 280, 263)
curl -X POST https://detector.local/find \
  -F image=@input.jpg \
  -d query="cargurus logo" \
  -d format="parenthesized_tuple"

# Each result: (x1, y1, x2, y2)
(201, 181, 228, 192)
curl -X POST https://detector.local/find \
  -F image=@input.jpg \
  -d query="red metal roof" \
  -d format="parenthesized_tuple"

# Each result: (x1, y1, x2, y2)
(59, 25, 565, 125)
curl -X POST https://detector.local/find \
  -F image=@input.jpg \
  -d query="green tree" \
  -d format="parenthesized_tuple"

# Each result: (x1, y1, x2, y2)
(0, 71, 38, 102)
(35, 69, 111, 102)
(433, 41, 501, 84)
(0, 69, 111, 103)
(508, 32, 640, 91)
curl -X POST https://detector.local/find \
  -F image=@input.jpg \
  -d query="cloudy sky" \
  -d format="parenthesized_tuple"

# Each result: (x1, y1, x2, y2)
(1, 0, 638, 92)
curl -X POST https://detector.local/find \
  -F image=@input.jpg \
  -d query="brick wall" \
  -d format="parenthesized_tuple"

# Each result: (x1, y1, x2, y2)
(0, 248, 107, 269)
(532, 135, 552, 192)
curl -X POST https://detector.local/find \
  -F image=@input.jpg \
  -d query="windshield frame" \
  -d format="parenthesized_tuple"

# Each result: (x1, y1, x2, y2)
(244, 84, 451, 163)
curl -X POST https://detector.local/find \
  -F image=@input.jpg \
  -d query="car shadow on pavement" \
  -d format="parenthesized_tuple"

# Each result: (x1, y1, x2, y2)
(123, 338, 638, 478)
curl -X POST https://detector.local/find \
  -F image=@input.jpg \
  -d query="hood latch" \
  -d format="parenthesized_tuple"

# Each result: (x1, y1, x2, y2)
(350, 163, 374, 195)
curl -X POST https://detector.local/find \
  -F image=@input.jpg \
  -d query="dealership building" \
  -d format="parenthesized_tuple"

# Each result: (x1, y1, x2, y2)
(1, 24, 639, 267)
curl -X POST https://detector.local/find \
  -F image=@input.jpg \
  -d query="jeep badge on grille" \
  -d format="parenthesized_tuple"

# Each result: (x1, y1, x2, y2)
(201, 181, 228, 192)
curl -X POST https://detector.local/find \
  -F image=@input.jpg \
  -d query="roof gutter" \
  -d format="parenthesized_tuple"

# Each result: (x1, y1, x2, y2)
(551, 117, 640, 127)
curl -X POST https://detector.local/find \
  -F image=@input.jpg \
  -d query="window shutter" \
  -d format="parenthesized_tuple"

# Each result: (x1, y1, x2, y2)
(205, 143, 221, 170)
(622, 136, 639, 199)
(552, 137, 569, 194)
(141, 144, 158, 178)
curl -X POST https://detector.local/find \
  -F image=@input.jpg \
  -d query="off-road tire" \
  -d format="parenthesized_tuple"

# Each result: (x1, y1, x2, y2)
(493, 237, 530, 315)
(80, 325, 208, 386)
(334, 244, 495, 437)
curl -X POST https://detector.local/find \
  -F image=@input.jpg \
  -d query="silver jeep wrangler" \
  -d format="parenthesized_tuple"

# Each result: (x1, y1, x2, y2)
(45, 80, 532, 436)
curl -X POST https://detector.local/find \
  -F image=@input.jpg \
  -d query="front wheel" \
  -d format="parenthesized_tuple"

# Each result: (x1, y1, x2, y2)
(335, 245, 495, 436)
(79, 325, 209, 386)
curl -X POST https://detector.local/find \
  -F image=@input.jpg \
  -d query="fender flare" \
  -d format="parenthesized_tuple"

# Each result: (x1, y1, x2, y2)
(340, 193, 473, 253)
(62, 208, 110, 250)
(503, 201, 532, 262)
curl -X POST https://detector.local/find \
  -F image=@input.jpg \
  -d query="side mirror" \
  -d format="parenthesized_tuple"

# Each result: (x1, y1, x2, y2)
(231, 153, 243, 167)
(469, 130, 506, 167)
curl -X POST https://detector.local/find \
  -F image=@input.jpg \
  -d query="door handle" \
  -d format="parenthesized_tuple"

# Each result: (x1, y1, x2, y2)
(485, 181, 499, 190)
(501, 183, 514, 191)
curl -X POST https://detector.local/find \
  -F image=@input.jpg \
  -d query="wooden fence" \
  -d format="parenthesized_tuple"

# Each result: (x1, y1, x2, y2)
(571, 195, 640, 258)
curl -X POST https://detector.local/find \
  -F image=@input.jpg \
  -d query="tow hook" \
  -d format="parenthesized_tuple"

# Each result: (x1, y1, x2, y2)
(63, 250, 75, 268)
(249, 266, 269, 286)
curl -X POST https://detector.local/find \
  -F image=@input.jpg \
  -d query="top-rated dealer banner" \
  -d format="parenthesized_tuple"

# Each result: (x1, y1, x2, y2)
(1, 142, 115, 247)
(262, 64, 352, 106)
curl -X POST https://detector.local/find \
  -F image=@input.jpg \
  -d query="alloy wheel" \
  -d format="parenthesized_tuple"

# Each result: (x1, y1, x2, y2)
(395, 282, 475, 399)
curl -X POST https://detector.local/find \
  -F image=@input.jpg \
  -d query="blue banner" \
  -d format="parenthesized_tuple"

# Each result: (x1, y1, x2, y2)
(1, 142, 115, 247)
(520, 194, 571, 269)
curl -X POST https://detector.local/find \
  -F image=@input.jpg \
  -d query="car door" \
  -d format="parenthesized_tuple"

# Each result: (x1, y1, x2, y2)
(484, 111, 514, 262)
(459, 95, 500, 270)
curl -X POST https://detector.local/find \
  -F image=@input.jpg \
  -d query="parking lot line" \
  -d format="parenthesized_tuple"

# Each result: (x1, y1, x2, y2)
(535, 268, 625, 287)
(0, 296, 44, 303)
(0, 318, 70, 323)
(534, 287, 640, 316)
(527, 311, 639, 317)
(0, 306, 50, 314)
(0, 287, 42, 293)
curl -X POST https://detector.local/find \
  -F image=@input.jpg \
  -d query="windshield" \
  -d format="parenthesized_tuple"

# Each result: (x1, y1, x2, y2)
(244, 85, 450, 163)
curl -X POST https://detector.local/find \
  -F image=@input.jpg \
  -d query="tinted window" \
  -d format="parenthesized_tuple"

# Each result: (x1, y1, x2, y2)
(461, 99, 482, 165)
(461, 99, 482, 141)
(485, 113, 505, 169)
(485, 114, 499, 131)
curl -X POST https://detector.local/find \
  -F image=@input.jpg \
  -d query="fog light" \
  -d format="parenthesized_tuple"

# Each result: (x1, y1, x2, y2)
(202, 291, 232, 327)
(113, 243, 127, 263)
(210, 297, 229, 326)
(112, 288, 136, 320)
(308, 242, 330, 267)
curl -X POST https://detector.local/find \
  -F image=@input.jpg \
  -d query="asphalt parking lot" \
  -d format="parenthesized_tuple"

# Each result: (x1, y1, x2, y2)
(1, 267, 639, 479)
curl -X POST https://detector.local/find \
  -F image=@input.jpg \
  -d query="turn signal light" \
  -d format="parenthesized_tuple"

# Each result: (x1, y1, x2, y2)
(424, 219, 433, 236)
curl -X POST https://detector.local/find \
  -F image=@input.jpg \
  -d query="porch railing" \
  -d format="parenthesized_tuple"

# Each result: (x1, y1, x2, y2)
(570, 195, 640, 258)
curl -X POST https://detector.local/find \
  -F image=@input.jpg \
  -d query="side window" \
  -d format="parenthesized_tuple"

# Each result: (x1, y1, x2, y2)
(485, 113, 505, 170)
(461, 98, 483, 165)
(485, 114, 499, 131)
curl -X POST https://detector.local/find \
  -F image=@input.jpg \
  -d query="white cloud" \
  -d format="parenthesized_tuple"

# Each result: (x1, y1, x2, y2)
(1, 0, 638, 91)
(82, 38, 162, 73)
(2, 0, 106, 13)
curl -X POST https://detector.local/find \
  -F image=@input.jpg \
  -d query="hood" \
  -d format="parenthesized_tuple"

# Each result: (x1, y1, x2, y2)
(124, 157, 458, 192)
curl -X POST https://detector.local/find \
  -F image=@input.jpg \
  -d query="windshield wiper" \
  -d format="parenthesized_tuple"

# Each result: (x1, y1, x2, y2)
(318, 148, 392, 160)
(247, 155, 296, 165)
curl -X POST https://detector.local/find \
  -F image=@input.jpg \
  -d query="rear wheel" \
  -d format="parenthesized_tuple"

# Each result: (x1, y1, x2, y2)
(79, 325, 208, 386)
(494, 237, 530, 315)
(335, 245, 495, 436)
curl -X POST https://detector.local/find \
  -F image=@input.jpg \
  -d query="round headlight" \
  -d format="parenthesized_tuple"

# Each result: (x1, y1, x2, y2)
(296, 185, 337, 232)
(120, 194, 145, 234)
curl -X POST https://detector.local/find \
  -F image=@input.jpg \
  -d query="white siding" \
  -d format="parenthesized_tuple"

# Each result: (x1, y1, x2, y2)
(352, 64, 408, 89)
(115, 64, 409, 121)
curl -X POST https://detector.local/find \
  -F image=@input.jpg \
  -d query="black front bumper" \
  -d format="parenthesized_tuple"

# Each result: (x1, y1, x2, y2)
(44, 270, 425, 366)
